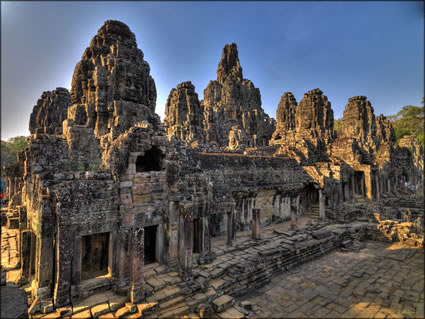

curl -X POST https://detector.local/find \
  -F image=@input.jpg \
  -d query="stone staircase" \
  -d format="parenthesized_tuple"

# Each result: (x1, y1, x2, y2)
(29, 222, 356, 319)
(305, 203, 320, 220)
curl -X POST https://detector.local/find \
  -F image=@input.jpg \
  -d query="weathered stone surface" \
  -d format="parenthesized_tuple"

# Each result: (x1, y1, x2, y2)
(397, 135, 424, 178)
(331, 96, 381, 166)
(3, 19, 424, 319)
(375, 114, 395, 144)
(0, 286, 28, 318)
(273, 88, 335, 162)
(164, 81, 205, 147)
(201, 43, 275, 150)
(29, 88, 71, 135)
(341, 96, 376, 145)
(296, 88, 334, 142)
(70, 20, 157, 140)
(270, 92, 297, 145)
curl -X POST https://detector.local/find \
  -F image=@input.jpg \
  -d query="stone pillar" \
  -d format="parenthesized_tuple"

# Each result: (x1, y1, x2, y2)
(338, 182, 344, 203)
(155, 224, 164, 263)
(28, 233, 36, 279)
(387, 179, 391, 194)
(53, 228, 72, 307)
(130, 227, 144, 304)
(251, 208, 261, 239)
(71, 237, 81, 285)
(199, 216, 211, 257)
(179, 203, 193, 281)
(227, 205, 236, 246)
(115, 230, 130, 291)
(344, 183, 350, 202)
(20, 230, 31, 283)
(319, 189, 326, 221)
(290, 206, 297, 230)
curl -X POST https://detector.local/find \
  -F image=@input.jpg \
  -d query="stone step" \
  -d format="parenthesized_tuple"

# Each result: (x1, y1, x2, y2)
(216, 306, 245, 319)
(159, 295, 185, 309)
(212, 295, 234, 313)
(146, 285, 182, 304)
(157, 301, 189, 318)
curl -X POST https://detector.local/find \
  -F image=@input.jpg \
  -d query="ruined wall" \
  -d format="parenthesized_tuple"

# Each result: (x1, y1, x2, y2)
(181, 153, 315, 230)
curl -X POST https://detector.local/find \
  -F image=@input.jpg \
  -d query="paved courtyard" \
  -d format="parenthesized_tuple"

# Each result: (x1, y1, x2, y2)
(238, 241, 424, 319)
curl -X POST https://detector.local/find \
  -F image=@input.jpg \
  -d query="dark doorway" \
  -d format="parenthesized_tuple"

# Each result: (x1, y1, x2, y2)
(136, 147, 164, 172)
(354, 171, 365, 196)
(81, 233, 109, 280)
(144, 225, 157, 264)
(193, 219, 200, 254)
(209, 215, 217, 237)
(30, 233, 36, 276)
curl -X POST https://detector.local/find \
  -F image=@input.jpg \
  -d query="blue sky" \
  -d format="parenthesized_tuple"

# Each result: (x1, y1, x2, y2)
(1, 1, 423, 140)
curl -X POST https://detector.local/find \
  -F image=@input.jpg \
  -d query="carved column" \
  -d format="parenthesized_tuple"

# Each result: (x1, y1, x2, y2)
(338, 182, 344, 204)
(179, 203, 193, 281)
(344, 182, 350, 202)
(130, 227, 144, 304)
(319, 189, 326, 221)
(251, 208, 261, 239)
(167, 201, 179, 267)
(227, 205, 236, 246)
(199, 216, 212, 257)
(71, 237, 81, 286)
(20, 230, 31, 283)
(290, 206, 297, 230)
(53, 227, 72, 307)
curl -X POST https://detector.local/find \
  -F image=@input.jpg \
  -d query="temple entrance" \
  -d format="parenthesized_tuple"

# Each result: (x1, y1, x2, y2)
(354, 171, 365, 196)
(81, 233, 109, 281)
(193, 218, 200, 254)
(144, 225, 157, 264)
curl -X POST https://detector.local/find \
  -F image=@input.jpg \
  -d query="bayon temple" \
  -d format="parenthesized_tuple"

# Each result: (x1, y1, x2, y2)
(1, 20, 424, 318)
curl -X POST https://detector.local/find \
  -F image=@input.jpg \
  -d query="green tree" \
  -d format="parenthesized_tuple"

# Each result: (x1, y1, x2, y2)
(389, 103, 424, 149)
(1, 136, 28, 167)
(334, 118, 343, 137)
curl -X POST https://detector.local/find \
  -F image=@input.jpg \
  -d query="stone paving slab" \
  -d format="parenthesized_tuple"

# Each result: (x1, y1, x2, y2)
(238, 241, 424, 318)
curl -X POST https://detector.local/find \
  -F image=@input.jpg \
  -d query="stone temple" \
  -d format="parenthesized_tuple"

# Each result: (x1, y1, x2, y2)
(1, 20, 424, 318)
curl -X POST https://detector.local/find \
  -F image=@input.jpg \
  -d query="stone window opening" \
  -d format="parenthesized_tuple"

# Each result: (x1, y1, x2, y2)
(136, 147, 165, 172)
(81, 233, 110, 281)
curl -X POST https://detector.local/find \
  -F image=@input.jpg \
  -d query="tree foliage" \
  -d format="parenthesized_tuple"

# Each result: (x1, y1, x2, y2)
(1, 136, 27, 168)
(334, 118, 343, 137)
(389, 102, 424, 149)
